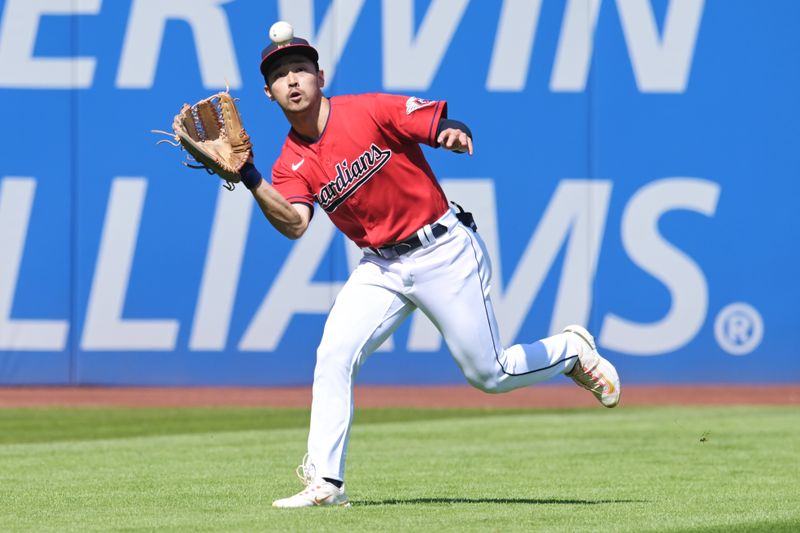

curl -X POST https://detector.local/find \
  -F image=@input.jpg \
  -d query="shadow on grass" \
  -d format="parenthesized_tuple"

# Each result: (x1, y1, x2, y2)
(358, 497, 644, 506)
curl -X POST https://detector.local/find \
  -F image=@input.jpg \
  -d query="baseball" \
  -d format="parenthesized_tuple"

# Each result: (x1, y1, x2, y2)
(269, 21, 294, 44)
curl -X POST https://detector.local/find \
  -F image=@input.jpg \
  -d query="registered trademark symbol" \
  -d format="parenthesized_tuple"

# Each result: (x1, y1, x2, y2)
(714, 303, 764, 356)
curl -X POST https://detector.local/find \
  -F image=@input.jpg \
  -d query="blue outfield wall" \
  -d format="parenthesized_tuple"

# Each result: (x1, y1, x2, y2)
(0, 0, 798, 385)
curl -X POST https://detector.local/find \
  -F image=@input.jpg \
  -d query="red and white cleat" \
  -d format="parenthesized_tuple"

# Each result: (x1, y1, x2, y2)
(563, 325, 621, 408)
(272, 481, 351, 508)
(272, 454, 351, 508)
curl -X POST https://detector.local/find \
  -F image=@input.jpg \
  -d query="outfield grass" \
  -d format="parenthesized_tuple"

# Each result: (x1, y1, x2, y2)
(0, 406, 798, 532)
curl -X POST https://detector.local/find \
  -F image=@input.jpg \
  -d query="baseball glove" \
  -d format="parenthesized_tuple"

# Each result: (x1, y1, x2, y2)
(155, 91, 252, 189)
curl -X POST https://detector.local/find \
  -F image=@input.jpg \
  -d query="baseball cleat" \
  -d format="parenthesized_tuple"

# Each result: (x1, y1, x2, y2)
(272, 481, 351, 508)
(563, 325, 621, 408)
(272, 454, 350, 508)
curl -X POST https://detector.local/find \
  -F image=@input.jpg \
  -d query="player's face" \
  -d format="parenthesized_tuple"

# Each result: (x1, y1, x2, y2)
(265, 56, 324, 114)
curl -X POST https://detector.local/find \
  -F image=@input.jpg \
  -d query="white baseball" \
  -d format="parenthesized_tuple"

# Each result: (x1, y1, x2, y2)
(269, 21, 294, 44)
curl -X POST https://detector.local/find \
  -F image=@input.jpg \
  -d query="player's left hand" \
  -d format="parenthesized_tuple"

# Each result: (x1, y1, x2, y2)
(437, 128, 473, 155)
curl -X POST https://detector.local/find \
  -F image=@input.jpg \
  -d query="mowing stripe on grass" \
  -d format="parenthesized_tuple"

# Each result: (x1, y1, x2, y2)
(0, 406, 797, 532)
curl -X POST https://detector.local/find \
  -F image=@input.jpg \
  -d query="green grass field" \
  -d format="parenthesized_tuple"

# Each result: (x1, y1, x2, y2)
(1, 406, 798, 532)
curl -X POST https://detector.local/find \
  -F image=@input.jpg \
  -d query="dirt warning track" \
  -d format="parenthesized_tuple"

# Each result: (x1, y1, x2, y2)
(0, 385, 798, 408)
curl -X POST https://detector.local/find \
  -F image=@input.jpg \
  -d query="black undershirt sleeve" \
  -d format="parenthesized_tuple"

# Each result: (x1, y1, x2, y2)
(436, 118, 472, 140)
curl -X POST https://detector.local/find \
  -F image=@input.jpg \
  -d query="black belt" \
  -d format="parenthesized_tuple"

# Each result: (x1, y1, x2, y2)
(373, 223, 448, 258)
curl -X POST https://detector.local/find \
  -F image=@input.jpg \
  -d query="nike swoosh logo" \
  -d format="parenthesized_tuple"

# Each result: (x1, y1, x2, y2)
(313, 494, 331, 505)
(596, 369, 615, 394)
(292, 159, 305, 171)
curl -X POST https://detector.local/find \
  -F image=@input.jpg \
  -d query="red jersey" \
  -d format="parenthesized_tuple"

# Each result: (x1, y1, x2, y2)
(271, 93, 450, 248)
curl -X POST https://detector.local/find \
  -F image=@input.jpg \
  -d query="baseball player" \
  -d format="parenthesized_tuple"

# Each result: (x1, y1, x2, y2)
(238, 22, 621, 508)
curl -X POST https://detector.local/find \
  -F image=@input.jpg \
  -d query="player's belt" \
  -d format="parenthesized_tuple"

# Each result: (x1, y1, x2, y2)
(372, 223, 448, 259)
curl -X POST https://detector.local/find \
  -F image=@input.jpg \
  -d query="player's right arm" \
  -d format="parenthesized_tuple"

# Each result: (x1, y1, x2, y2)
(240, 162, 311, 239)
(250, 179, 311, 239)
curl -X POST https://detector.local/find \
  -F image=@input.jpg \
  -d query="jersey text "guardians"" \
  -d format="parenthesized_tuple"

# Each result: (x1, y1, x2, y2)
(315, 144, 392, 212)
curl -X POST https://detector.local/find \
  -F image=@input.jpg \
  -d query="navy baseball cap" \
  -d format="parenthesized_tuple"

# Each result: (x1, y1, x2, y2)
(259, 37, 319, 81)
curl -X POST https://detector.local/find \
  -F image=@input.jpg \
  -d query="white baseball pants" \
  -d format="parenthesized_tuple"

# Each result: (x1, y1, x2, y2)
(307, 208, 580, 482)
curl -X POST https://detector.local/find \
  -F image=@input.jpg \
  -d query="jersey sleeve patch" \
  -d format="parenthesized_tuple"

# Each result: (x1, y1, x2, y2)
(406, 96, 437, 115)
